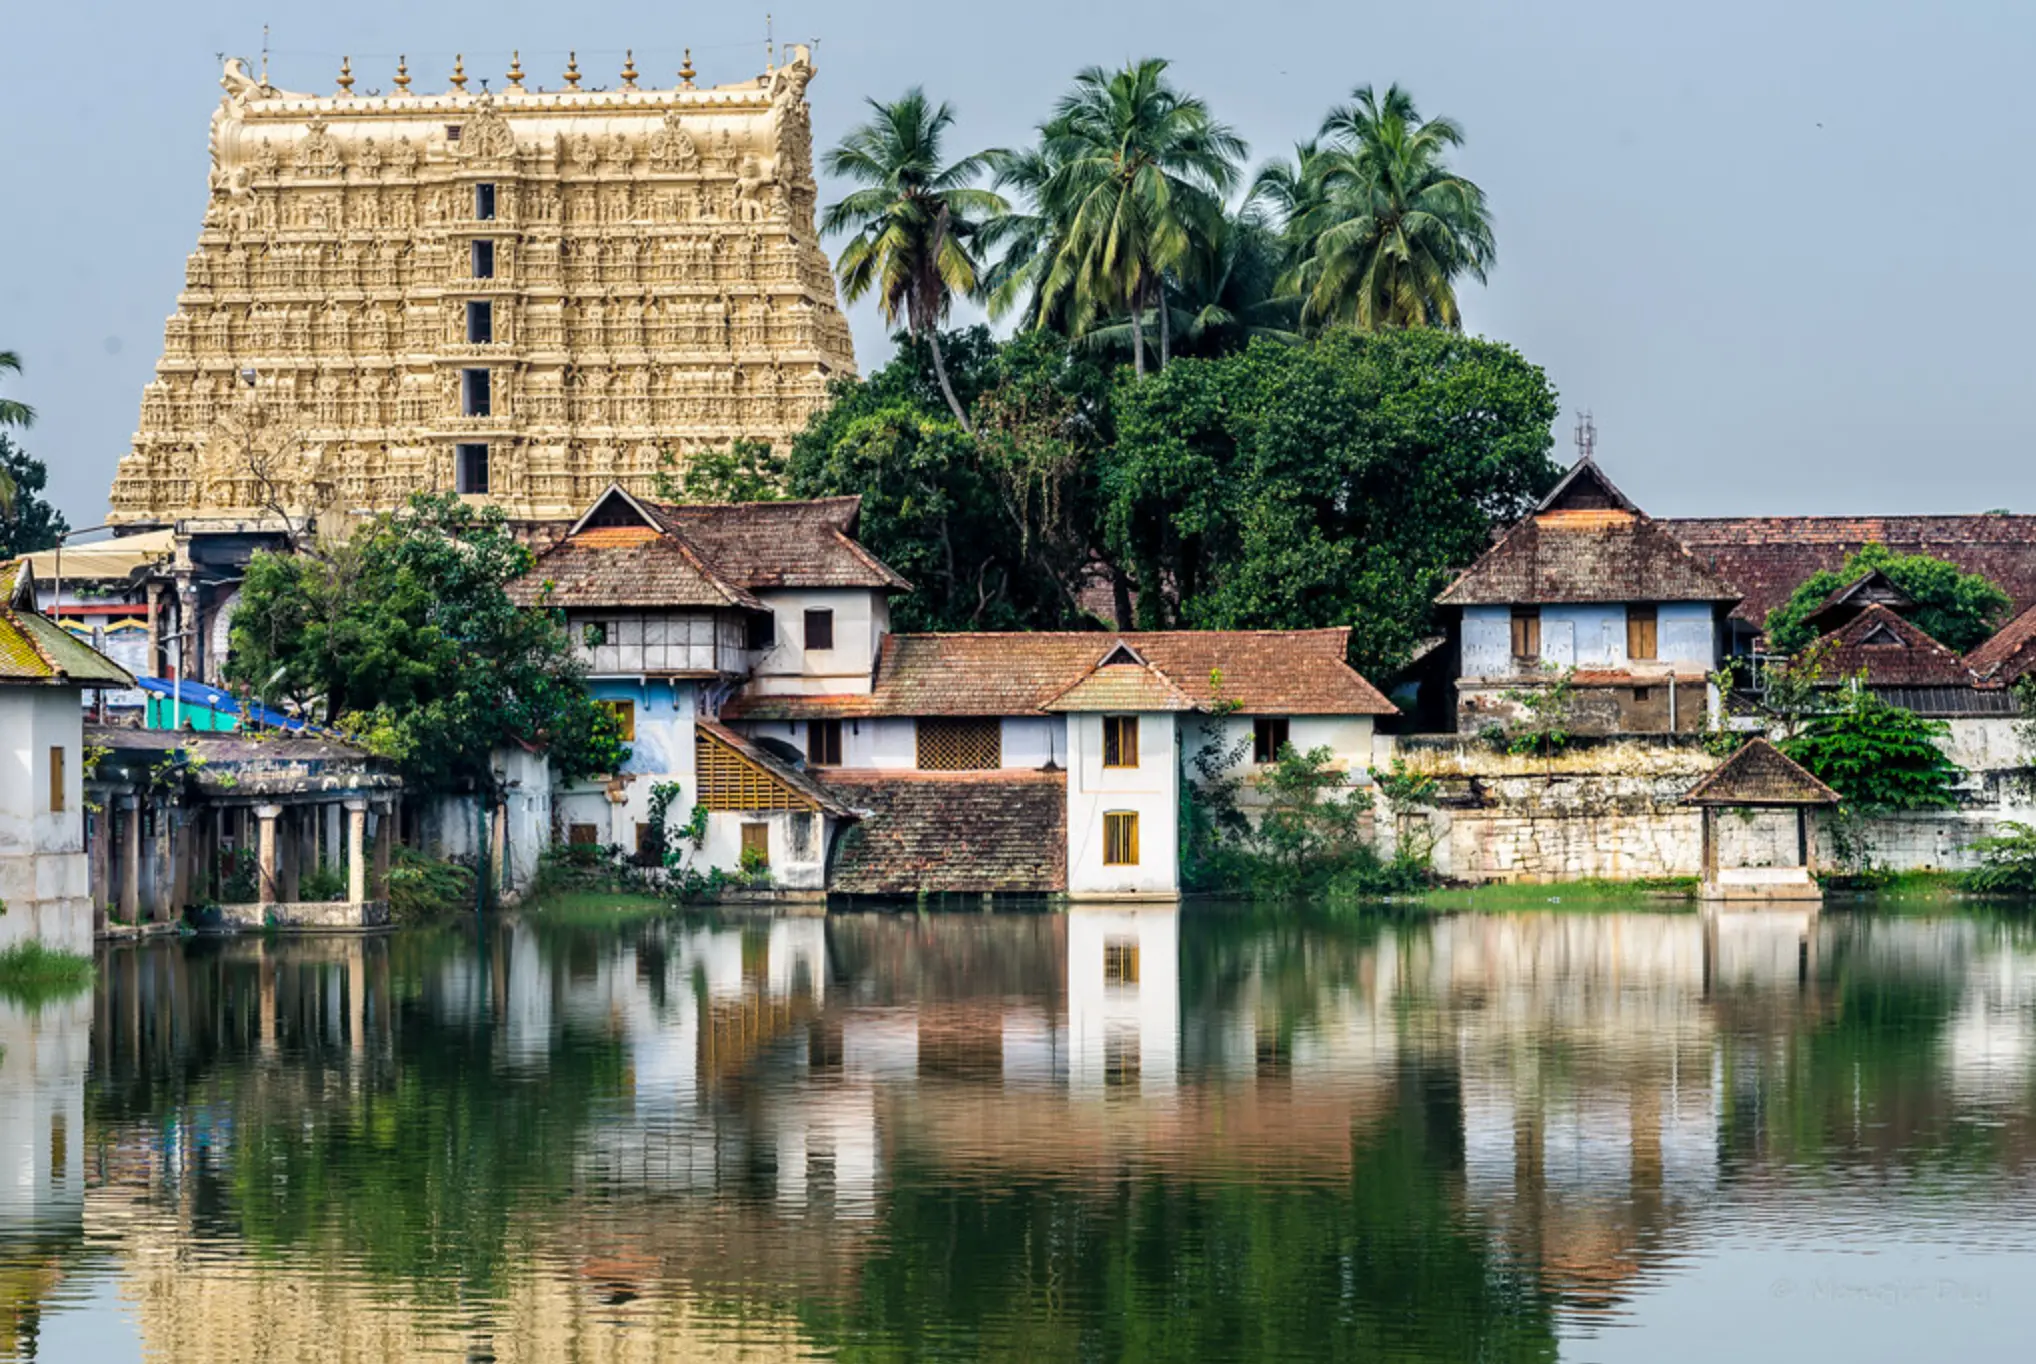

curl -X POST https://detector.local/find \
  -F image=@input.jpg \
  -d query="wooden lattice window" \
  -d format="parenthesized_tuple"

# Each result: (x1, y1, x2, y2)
(1102, 716, 1139, 768)
(568, 823, 600, 846)
(916, 718, 1001, 771)
(697, 730, 817, 811)
(1103, 811, 1139, 866)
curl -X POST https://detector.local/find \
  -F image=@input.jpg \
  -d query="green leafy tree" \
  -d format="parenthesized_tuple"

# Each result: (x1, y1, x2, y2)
(654, 438, 788, 504)
(1965, 821, 2036, 893)
(1781, 686, 1963, 810)
(227, 493, 625, 793)
(1764, 543, 2011, 655)
(0, 349, 37, 518)
(0, 433, 69, 558)
(1034, 58, 1246, 374)
(822, 89, 1006, 431)
(1284, 84, 1494, 331)
(1101, 327, 1560, 673)
(1248, 743, 1374, 884)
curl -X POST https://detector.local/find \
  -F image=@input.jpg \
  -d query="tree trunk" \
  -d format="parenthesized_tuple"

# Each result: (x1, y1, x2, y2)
(926, 330, 973, 434)
(1129, 303, 1146, 380)
(1157, 276, 1171, 369)
(1110, 566, 1134, 632)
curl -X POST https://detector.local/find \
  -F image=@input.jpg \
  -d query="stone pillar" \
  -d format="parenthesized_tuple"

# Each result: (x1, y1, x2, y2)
(170, 806, 192, 917)
(119, 795, 141, 925)
(1699, 807, 1718, 890)
(490, 800, 508, 896)
(372, 800, 395, 900)
(279, 808, 301, 903)
(256, 803, 282, 904)
(298, 808, 319, 890)
(324, 803, 344, 874)
(90, 803, 112, 931)
(345, 798, 369, 904)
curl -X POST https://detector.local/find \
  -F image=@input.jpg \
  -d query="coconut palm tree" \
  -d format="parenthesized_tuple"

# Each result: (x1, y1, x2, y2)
(821, 90, 1007, 431)
(0, 350, 33, 518)
(1077, 210, 1299, 361)
(1033, 59, 1245, 376)
(978, 141, 1069, 330)
(1290, 84, 1494, 330)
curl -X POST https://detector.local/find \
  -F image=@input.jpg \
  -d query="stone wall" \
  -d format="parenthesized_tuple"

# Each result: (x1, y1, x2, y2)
(1375, 722, 2036, 884)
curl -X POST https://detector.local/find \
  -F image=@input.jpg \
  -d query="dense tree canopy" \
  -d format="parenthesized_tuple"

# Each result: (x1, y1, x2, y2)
(227, 494, 624, 793)
(1764, 543, 2011, 655)
(0, 434, 67, 560)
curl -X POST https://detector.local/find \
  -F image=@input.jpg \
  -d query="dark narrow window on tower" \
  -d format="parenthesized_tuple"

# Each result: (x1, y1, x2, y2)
(461, 368, 491, 416)
(804, 608, 835, 651)
(474, 183, 497, 220)
(456, 443, 490, 494)
(472, 239, 496, 278)
(466, 301, 493, 344)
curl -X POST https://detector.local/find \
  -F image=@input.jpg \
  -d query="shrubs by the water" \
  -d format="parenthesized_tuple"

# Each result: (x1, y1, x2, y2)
(385, 847, 478, 923)
(0, 940, 94, 1006)
(1965, 822, 2036, 894)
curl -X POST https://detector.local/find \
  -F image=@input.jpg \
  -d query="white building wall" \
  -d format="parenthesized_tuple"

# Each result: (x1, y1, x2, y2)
(747, 588, 888, 695)
(1003, 716, 1063, 768)
(701, 809, 835, 890)
(0, 687, 92, 954)
(1658, 602, 1717, 667)
(1459, 602, 1717, 679)
(1066, 711, 1180, 897)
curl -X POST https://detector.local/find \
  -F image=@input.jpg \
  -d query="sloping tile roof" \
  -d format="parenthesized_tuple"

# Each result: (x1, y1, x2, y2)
(1968, 603, 2036, 684)
(1684, 738, 1839, 807)
(1661, 515, 2036, 630)
(822, 769, 1067, 895)
(1040, 659, 1197, 712)
(1807, 604, 1975, 688)
(0, 606, 137, 687)
(1437, 510, 1741, 607)
(723, 628, 1396, 719)
(695, 720, 854, 816)
(654, 497, 911, 591)
(505, 528, 762, 610)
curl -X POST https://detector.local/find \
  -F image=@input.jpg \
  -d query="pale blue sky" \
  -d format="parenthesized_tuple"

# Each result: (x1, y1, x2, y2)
(5, 0, 2032, 527)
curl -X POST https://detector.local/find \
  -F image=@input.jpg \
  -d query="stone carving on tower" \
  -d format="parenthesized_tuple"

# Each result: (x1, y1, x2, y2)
(109, 44, 857, 526)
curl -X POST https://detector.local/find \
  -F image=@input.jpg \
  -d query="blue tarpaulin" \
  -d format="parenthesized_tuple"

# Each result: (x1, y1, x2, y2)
(136, 676, 311, 732)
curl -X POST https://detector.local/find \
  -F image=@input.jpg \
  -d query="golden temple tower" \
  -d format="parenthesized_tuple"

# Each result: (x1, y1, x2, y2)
(108, 48, 857, 526)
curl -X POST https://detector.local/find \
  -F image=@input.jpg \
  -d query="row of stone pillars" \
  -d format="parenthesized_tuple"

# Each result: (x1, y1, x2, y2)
(251, 796, 398, 905)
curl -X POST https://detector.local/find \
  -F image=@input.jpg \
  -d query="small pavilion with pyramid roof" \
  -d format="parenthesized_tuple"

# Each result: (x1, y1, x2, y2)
(1683, 738, 1839, 902)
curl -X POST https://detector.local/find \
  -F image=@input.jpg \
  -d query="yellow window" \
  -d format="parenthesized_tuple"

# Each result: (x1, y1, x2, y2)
(49, 746, 66, 813)
(1103, 811, 1139, 867)
(1102, 715, 1139, 768)
(600, 699, 636, 741)
(1627, 604, 1659, 661)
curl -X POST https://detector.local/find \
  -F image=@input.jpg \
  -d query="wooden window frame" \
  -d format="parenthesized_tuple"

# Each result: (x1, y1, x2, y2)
(1627, 604, 1659, 662)
(568, 823, 600, 847)
(1252, 717, 1290, 765)
(740, 821, 770, 868)
(916, 717, 1002, 771)
(807, 718, 843, 767)
(1101, 715, 1140, 769)
(49, 746, 66, 814)
(803, 608, 835, 651)
(1510, 606, 1542, 661)
(599, 699, 636, 742)
(1103, 810, 1140, 867)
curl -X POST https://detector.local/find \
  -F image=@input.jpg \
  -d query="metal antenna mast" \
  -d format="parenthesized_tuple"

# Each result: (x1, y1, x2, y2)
(1574, 410, 1597, 464)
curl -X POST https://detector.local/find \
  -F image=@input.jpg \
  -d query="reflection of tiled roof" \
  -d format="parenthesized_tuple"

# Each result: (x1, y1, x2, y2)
(1807, 605, 1974, 687)
(823, 770, 1066, 895)
(1684, 738, 1839, 807)
(1662, 515, 2036, 629)
(724, 629, 1396, 719)
(654, 497, 911, 591)
(1968, 603, 2036, 684)
(0, 606, 137, 686)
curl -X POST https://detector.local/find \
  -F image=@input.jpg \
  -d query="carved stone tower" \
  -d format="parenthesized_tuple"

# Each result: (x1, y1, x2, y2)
(108, 48, 857, 526)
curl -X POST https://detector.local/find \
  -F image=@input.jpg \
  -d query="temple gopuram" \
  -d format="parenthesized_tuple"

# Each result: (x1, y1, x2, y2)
(107, 47, 857, 527)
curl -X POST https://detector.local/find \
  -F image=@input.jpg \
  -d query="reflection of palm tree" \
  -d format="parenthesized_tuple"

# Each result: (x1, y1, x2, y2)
(0, 350, 34, 518)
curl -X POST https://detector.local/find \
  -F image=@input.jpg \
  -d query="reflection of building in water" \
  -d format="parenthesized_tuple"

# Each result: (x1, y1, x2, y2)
(1067, 908, 1178, 1096)
(0, 994, 91, 1357)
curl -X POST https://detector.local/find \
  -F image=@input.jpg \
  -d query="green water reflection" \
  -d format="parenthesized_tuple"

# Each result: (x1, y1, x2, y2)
(4, 901, 2036, 1362)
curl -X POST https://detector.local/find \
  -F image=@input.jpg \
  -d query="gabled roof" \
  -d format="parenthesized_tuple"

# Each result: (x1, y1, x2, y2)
(1805, 569, 1915, 633)
(1807, 604, 1974, 688)
(1041, 658, 1199, 713)
(654, 496, 911, 591)
(505, 485, 763, 611)
(723, 628, 1396, 720)
(1968, 602, 2036, 685)
(1660, 515, 2036, 630)
(695, 720, 852, 816)
(1684, 738, 1840, 807)
(0, 605, 138, 687)
(1437, 461, 1740, 608)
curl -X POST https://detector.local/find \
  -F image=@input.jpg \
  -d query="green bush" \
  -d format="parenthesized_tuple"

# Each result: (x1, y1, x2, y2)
(1965, 822, 2036, 894)
(1781, 687, 1964, 811)
(0, 941, 94, 1007)
(299, 864, 348, 903)
(385, 847, 477, 924)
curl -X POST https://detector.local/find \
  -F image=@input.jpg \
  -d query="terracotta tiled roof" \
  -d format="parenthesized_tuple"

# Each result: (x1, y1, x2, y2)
(1806, 605, 1975, 688)
(1041, 658, 1197, 712)
(1968, 603, 2036, 684)
(1661, 515, 2036, 630)
(1437, 511, 1740, 607)
(1684, 738, 1839, 807)
(654, 497, 911, 591)
(0, 606, 137, 686)
(723, 628, 1396, 720)
(822, 769, 1067, 895)
(506, 527, 761, 610)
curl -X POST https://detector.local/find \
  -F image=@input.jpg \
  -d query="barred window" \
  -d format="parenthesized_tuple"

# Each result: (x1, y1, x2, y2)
(916, 717, 1001, 771)
(1103, 811, 1139, 867)
(1102, 715, 1139, 768)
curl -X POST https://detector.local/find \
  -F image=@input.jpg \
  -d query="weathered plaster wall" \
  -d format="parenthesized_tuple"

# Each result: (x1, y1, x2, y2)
(0, 689, 93, 953)
(1067, 712, 1179, 897)
(748, 588, 888, 695)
